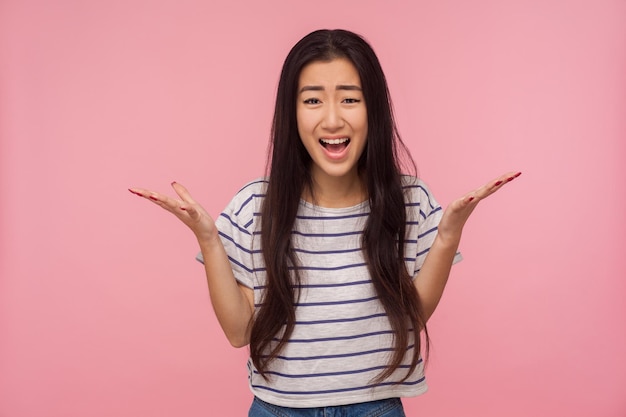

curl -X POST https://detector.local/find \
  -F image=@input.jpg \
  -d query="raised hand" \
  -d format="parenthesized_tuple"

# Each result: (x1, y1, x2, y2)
(128, 182, 218, 244)
(437, 171, 522, 246)
(415, 171, 522, 321)
(129, 182, 255, 346)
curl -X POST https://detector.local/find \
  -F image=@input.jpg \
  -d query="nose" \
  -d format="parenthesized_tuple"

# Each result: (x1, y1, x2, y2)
(320, 102, 344, 131)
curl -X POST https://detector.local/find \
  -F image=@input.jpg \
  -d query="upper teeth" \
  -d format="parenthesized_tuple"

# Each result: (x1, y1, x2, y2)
(321, 138, 349, 144)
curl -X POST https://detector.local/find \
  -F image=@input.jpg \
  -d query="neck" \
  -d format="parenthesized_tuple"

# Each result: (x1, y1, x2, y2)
(304, 169, 367, 208)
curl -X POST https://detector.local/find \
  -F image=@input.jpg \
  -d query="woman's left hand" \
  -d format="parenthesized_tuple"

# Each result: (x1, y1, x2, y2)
(437, 171, 522, 246)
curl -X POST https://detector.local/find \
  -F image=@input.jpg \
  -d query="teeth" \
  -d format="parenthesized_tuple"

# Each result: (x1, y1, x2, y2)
(320, 138, 349, 145)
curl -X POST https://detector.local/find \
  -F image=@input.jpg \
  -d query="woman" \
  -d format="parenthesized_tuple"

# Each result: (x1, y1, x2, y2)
(130, 29, 520, 416)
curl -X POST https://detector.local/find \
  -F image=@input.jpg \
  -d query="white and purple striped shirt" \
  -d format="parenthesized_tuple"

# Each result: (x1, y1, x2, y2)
(197, 176, 461, 408)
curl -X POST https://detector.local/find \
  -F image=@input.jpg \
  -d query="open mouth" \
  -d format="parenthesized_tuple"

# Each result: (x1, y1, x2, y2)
(319, 137, 350, 153)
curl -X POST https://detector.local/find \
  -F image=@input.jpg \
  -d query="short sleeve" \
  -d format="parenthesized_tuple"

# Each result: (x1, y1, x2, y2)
(195, 180, 266, 289)
(403, 177, 463, 277)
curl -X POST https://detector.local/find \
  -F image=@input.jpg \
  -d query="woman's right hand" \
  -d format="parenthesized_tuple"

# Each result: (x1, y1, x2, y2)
(129, 182, 218, 244)
(130, 182, 254, 347)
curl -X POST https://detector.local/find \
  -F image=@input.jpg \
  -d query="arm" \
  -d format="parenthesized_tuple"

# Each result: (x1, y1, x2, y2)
(129, 183, 254, 347)
(197, 233, 254, 348)
(414, 171, 521, 322)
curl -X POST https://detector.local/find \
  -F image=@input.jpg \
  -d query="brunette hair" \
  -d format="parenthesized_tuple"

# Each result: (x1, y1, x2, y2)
(251, 29, 428, 383)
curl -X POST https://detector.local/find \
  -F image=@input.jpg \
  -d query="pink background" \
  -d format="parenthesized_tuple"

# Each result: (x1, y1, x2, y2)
(1, 0, 625, 416)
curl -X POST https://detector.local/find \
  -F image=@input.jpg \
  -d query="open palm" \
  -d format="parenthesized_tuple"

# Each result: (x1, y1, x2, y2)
(437, 171, 522, 245)
(129, 182, 218, 244)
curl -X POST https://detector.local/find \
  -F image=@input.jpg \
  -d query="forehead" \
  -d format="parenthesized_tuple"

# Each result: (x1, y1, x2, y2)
(298, 58, 361, 88)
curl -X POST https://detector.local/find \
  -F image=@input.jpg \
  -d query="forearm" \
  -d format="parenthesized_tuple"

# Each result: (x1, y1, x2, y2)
(128, 183, 255, 346)
(198, 236, 254, 347)
(414, 234, 460, 322)
(413, 171, 521, 323)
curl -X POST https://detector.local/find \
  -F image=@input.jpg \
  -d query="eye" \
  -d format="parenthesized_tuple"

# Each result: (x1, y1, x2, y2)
(343, 98, 361, 104)
(303, 98, 321, 105)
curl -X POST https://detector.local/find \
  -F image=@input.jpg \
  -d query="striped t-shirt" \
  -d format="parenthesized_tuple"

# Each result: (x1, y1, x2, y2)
(197, 176, 461, 408)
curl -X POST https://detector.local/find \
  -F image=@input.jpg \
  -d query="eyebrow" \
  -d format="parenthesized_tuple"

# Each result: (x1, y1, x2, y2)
(299, 85, 362, 93)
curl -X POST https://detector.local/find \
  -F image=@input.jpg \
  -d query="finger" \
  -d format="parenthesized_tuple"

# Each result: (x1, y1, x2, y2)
(453, 193, 479, 213)
(473, 171, 522, 200)
(177, 202, 195, 217)
(170, 181, 198, 205)
(493, 171, 522, 188)
(129, 187, 185, 214)
(128, 187, 149, 198)
(129, 187, 169, 203)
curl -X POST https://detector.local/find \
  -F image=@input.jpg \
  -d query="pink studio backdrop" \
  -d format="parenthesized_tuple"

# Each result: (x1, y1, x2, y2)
(1, 0, 625, 416)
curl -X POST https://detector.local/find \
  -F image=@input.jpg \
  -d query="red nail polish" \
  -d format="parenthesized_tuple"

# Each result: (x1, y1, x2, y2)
(149, 195, 159, 201)
(515, 172, 522, 178)
(507, 177, 514, 182)
(128, 189, 143, 197)
(495, 181, 503, 186)
(171, 181, 177, 186)
(468, 196, 475, 202)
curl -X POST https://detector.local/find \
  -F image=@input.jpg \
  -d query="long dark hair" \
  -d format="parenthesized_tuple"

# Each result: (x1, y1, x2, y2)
(251, 29, 428, 383)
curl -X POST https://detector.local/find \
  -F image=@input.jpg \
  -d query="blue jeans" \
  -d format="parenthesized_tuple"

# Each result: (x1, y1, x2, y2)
(248, 397, 406, 417)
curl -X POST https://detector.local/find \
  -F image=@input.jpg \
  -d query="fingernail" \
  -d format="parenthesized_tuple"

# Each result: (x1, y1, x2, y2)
(468, 196, 475, 202)
(507, 176, 515, 182)
(171, 181, 177, 186)
(495, 181, 503, 186)
(180, 206, 186, 211)
(515, 172, 522, 178)
(128, 189, 143, 197)
(149, 195, 159, 201)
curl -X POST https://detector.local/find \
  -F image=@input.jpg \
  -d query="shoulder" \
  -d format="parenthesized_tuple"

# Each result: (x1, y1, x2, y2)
(401, 174, 425, 189)
(234, 177, 268, 196)
(401, 175, 435, 201)
(227, 177, 268, 208)
(219, 177, 267, 228)
(401, 175, 442, 218)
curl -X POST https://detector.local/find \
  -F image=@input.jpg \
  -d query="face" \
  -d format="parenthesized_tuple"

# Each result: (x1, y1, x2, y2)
(296, 58, 368, 187)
